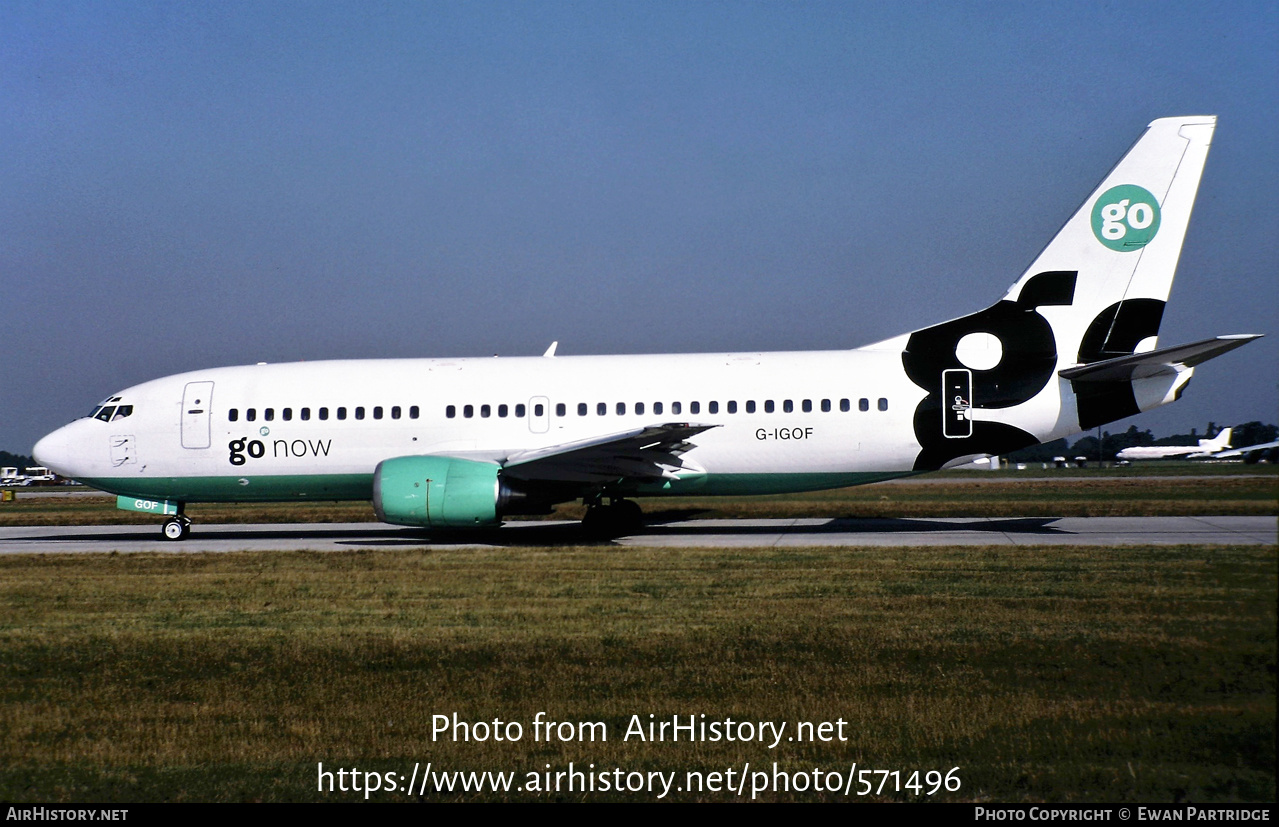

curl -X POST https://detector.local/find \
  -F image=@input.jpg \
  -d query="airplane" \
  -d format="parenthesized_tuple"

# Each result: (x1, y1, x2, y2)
(1213, 439, 1279, 464)
(33, 115, 1263, 540)
(1116, 427, 1233, 460)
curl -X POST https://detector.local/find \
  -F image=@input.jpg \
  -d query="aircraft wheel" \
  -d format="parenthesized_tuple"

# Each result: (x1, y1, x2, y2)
(581, 505, 608, 534)
(162, 518, 190, 541)
(581, 500, 643, 537)
(612, 499, 644, 531)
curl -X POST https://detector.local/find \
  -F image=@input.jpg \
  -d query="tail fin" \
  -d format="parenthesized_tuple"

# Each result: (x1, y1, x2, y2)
(1203, 427, 1233, 451)
(893, 117, 1235, 471)
(1003, 116, 1216, 365)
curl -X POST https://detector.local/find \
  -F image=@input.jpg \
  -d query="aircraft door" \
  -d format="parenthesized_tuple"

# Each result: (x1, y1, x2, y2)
(528, 396, 550, 434)
(942, 369, 973, 439)
(181, 381, 215, 449)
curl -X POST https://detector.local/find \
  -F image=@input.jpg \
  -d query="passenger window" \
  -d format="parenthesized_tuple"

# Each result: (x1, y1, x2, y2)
(556, 403, 566, 417)
(764, 400, 774, 414)
(410, 406, 420, 419)
(228, 409, 239, 422)
(597, 402, 607, 416)
(373, 406, 383, 419)
(392, 406, 402, 419)
(319, 407, 329, 421)
(460, 405, 470, 419)
(578, 403, 588, 416)
(265, 408, 275, 421)
(672, 401, 682, 415)
(727, 401, 737, 414)
(840, 399, 850, 412)
(783, 400, 793, 413)
(498, 404, 508, 418)
(480, 405, 490, 418)
(94, 406, 116, 422)
(356, 407, 365, 420)
(635, 402, 645, 415)
(654, 402, 663, 415)
(708, 401, 718, 414)
(878, 398, 888, 411)
(802, 400, 812, 413)
(820, 399, 830, 412)
(859, 398, 869, 412)
(616, 402, 626, 415)
(690, 401, 700, 414)
(283, 408, 293, 421)
(301, 408, 311, 421)
(446, 405, 456, 419)
(746, 400, 756, 413)
(246, 409, 257, 422)
(337, 407, 347, 420)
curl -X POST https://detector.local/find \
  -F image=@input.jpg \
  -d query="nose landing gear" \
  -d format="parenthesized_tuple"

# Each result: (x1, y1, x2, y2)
(161, 507, 191, 541)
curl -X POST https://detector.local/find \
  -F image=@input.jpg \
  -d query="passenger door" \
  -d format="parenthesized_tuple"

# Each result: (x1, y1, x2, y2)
(942, 369, 973, 439)
(181, 381, 215, 449)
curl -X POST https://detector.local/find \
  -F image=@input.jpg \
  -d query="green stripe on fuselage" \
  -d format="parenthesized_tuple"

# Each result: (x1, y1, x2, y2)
(81, 474, 375, 503)
(82, 470, 915, 504)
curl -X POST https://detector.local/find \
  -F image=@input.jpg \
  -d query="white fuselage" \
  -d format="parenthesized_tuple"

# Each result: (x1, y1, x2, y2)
(35, 347, 962, 504)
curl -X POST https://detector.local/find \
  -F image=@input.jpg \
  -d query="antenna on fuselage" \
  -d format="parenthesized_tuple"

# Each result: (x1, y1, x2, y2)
(542, 341, 558, 358)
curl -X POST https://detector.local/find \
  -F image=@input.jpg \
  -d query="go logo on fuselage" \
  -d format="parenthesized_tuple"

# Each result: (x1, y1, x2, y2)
(228, 436, 331, 465)
(1091, 184, 1160, 251)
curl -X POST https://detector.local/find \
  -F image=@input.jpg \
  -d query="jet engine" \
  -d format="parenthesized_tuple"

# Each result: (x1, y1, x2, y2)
(373, 456, 531, 528)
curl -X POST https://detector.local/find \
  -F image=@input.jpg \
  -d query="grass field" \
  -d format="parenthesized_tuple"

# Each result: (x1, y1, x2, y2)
(1, 542, 1274, 802)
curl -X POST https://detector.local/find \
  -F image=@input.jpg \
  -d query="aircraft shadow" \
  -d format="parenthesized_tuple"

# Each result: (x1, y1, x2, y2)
(3, 516, 1070, 549)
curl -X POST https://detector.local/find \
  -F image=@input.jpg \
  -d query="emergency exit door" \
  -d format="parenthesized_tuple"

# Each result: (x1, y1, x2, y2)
(528, 396, 550, 434)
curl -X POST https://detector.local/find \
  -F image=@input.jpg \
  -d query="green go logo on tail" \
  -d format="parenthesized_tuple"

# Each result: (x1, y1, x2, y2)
(1091, 184, 1160, 251)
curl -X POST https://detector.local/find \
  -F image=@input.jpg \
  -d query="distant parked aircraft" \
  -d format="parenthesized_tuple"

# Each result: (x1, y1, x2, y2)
(1116, 427, 1233, 460)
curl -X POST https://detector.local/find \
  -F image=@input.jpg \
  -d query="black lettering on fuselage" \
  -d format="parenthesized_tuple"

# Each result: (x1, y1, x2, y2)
(233, 436, 332, 464)
(267, 438, 332, 459)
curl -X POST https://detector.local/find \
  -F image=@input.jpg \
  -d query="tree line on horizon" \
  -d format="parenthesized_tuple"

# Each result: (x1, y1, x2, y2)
(1006, 421, 1278, 463)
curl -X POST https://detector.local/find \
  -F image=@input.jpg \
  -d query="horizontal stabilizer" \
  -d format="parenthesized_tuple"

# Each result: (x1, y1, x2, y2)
(1059, 334, 1262, 383)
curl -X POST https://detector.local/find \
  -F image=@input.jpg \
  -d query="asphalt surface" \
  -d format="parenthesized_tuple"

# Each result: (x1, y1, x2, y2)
(0, 516, 1273, 553)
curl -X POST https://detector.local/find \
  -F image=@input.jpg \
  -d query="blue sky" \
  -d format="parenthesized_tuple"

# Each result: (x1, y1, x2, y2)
(3, 1, 1276, 453)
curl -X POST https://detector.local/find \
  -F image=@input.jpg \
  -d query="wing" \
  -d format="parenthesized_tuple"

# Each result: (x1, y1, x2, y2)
(501, 422, 718, 484)
(1213, 440, 1279, 459)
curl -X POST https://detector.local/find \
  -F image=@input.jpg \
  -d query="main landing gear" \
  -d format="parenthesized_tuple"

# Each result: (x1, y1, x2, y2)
(581, 497, 644, 537)
(161, 505, 191, 541)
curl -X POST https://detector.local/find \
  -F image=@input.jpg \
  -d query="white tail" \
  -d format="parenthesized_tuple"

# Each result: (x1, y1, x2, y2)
(1004, 116, 1216, 368)
(885, 117, 1251, 471)
(1201, 427, 1233, 452)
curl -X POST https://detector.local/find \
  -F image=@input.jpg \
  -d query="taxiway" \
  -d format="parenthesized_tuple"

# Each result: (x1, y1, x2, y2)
(0, 516, 1273, 553)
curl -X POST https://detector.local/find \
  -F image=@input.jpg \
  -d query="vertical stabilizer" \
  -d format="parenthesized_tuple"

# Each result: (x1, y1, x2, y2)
(1006, 116, 1216, 365)
(891, 117, 1219, 470)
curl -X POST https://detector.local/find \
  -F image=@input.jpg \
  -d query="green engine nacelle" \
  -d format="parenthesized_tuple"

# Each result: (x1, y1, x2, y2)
(373, 456, 505, 528)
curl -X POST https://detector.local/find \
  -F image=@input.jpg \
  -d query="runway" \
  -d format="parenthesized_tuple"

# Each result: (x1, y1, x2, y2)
(0, 516, 1274, 553)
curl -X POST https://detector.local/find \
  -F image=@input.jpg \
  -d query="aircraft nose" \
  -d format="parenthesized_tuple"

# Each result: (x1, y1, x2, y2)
(33, 424, 80, 477)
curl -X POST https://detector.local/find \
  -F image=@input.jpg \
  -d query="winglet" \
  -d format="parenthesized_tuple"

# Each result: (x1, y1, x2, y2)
(543, 341, 558, 358)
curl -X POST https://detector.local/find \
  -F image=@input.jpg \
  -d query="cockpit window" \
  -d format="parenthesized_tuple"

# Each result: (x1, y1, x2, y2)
(112, 405, 133, 421)
(88, 397, 126, 421)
